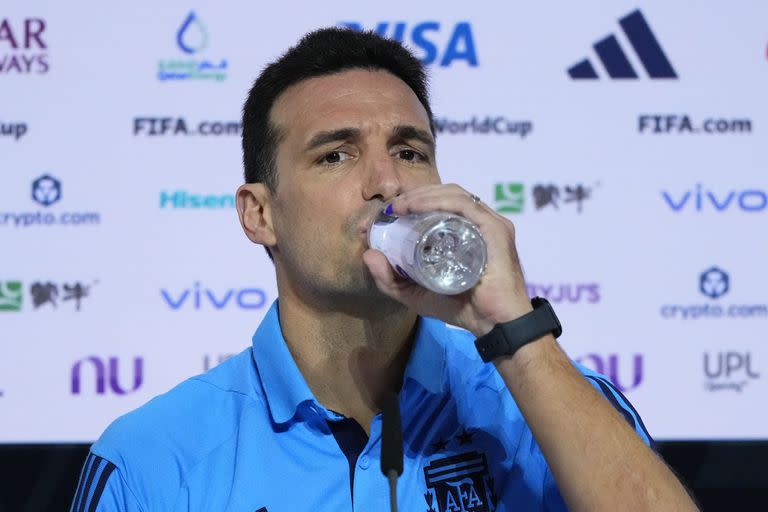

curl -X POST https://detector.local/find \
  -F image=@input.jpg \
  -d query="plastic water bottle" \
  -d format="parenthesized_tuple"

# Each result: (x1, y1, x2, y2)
(368, 209, 487, 295)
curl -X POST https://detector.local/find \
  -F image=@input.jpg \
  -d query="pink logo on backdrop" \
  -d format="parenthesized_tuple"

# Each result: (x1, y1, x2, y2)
(576, 353, 644, 392)
(70, 356, 144, 395)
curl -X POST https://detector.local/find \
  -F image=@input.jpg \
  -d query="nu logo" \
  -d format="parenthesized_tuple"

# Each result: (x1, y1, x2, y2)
(568, 9, 676, 79)
(71, 356, 144, 395)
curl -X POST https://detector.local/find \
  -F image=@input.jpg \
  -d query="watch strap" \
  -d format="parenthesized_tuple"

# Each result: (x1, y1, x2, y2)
(474, 297, 562, 363)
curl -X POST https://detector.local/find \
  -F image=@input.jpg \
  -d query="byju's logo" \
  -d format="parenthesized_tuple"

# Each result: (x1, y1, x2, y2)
(1, 121, 28, 140)
(568, 9, 676, 80)
(158, 12, 228, 81)
(161, 282, 267, 310)
(704, 352, 760, 392)
(433, 117, 532, 138)
(0, 280, 97, 312)
(660, 267, 768, 320)
(0, 175, 100, 228)
(494, 182, 597, 215)
(699, 267, 729, 299)
(31, 174, 61, 206)
(160, 191, 235, 209)
(340, 21, 477, 67)
(0, 281, 23, 311)
(576, 353, 644, 393)
(526, 283, 600, 304)
(662, 185, 767, 213)
(71, 356, 144, 395)
(0, 18, 49, 74)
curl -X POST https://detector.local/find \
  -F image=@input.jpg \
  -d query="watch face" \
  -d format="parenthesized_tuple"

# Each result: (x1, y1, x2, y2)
(531, 296, 562, 338)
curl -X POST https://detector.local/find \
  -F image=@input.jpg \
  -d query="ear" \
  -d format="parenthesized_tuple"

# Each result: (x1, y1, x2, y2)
(236, 183, 277, 248)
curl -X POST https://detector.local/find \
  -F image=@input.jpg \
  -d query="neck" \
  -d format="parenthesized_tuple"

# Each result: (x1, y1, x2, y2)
(277, 286, 417, 433)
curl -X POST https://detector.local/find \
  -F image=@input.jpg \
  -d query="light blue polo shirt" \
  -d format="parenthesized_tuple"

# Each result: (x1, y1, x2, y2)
(71, 301, 652, 511)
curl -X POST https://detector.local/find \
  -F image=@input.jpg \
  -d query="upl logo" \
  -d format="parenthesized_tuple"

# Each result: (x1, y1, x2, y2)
(339, 21, 477, 67)
(161, 282, 267, 310)
(704, 352, 760, 392)
(662, 184, 767, 213)
(568, 9, 676, 80)
(71, 356, 144, 395)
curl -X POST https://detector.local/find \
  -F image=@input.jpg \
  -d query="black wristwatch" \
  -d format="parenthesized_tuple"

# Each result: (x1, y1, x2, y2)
(474, 297, 562, 363)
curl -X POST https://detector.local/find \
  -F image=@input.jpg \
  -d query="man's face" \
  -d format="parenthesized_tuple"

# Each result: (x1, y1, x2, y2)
(268, 68, 440, 301)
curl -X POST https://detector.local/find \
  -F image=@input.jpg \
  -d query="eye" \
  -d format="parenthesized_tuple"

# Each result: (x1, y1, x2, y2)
(320, 150, 351, 165)
(398, 149, 424, 162)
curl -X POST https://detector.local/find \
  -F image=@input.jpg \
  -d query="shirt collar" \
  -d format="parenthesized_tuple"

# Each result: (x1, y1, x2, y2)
(402, 316, 448, 395)
(251, 301, 316, 424)
(251, 300, 448, 425)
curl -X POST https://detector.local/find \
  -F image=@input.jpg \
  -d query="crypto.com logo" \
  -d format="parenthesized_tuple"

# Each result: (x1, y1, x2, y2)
(31, 174, 61, 206)
(699, 267, 729, 299)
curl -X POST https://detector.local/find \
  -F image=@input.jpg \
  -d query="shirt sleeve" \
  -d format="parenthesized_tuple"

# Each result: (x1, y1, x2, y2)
(70, 452, 143, 512)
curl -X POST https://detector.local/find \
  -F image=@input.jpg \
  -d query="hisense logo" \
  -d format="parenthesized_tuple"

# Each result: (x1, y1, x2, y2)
(159, 190, 234, 209)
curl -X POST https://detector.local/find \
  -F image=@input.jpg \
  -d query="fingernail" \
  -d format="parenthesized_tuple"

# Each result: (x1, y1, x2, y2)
(384, 204, 393, 216)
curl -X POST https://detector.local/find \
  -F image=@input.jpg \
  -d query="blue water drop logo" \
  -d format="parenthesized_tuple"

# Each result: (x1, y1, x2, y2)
(176, 11, 208, 55)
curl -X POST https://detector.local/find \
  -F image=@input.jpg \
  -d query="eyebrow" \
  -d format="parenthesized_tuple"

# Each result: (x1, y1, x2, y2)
(391, 125, 435, 152)
(304, 128, 360, 152)
(302, 125, 436, 153)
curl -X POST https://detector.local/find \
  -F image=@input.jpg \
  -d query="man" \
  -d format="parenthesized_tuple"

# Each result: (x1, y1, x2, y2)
(71, 28, 697, 511)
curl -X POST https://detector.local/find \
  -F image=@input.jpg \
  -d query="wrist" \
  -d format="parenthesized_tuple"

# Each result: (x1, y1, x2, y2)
(471, 302, 534, 338)
(474, 297, 562, 363)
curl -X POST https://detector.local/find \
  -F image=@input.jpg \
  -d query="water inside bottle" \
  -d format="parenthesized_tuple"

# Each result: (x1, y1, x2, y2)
(416, 217, 486, 294)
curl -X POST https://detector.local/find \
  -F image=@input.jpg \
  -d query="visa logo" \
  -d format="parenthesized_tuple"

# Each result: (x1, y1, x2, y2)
(339, 21, 477, 67)
(662, 185, 767, 212)
(161, 282, 267, 310)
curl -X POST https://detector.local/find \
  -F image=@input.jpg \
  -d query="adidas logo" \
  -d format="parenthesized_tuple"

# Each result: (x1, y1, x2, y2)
(568, 9, 677, 80)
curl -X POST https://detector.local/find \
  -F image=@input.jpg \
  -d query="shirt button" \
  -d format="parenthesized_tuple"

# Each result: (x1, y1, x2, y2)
(358, 455, 370, 470)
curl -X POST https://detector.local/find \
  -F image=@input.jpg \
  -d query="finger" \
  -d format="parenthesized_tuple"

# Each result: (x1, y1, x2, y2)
(392, 187, 499, 230)
(362, 249, 423, 304)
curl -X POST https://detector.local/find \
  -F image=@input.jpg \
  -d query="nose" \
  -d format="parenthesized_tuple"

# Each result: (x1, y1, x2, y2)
(361, 152, 403, 202)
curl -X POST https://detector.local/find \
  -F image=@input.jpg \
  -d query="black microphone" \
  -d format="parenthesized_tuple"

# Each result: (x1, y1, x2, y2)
(380, 391, 403, 512)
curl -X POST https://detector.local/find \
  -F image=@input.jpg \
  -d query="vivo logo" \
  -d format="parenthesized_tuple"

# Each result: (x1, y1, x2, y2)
(161, 282, 267, 310)
(662, 185, 767, 212)
(339, 21, 477, 67)
(71, 356, 144, 395)
(576, 353, 644, 393)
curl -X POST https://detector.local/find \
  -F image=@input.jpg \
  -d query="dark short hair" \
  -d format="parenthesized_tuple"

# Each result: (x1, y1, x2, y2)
(241, 27, 434, 190)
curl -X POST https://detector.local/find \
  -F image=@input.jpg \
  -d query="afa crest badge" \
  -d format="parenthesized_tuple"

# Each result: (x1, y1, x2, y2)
(423, 451, 497, 512)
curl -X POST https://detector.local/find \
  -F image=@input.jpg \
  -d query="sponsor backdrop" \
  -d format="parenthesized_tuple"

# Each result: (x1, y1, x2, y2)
(1, 0, 766, 442)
